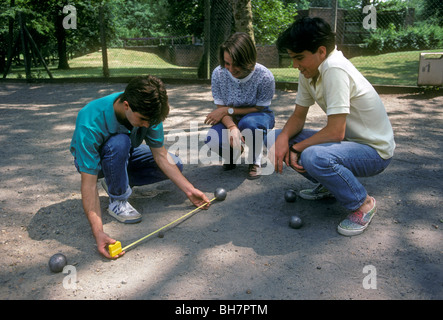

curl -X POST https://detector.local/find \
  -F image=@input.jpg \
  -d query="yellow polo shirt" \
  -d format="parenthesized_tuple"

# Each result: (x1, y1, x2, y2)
(295, 48, 395, 159)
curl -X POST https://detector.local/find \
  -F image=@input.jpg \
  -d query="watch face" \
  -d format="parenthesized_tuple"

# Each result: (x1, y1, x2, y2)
(228, 108, 234, 115)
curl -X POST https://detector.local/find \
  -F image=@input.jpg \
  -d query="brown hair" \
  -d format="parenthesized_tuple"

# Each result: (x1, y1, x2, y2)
(219, 32, 257, 73)
(119, 75, 169, 125)
(277, 17, 336, 55)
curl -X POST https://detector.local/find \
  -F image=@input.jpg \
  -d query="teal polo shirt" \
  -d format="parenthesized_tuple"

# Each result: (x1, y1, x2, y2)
(70, 92, 164, 175)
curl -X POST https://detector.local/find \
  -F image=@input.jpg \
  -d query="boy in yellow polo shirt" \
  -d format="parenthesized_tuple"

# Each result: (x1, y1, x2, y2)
(269, 17, 395, 236)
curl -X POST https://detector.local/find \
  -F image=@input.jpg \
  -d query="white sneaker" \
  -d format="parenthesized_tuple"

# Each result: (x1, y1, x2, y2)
(107, 200, 142, 224)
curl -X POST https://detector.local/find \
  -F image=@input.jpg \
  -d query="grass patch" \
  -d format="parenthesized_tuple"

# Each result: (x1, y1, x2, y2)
(60, 48, 198, 78)
(269, 67, 299, 83)
(271, 49, 443, 85)
(3, 47, 442, 86)
(4, 48, 198, 79)
(349, 49, 442, 86)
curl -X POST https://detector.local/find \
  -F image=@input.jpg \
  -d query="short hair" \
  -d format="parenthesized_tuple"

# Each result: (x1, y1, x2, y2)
(277, 17, 336, 55)
(119, 75, 169, 125)
(219, 32, 257, 73)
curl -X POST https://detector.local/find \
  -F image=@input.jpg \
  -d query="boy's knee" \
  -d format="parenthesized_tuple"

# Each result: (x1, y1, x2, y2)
(104, 134, 131, 154)
(300, 146, 330, 172)
(238, 118, 263, 132)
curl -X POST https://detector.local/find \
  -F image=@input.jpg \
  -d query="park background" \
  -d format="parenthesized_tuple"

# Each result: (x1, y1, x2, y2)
(1, 0, 443, 87)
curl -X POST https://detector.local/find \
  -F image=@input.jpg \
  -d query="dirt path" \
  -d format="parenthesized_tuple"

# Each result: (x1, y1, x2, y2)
(0, 82, 442, 300)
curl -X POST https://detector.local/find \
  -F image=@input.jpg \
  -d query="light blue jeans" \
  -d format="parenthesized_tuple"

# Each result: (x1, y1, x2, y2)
(205, 111, 275, 165)
(75, 134, 183, 201)
(268, 129, 392, 211)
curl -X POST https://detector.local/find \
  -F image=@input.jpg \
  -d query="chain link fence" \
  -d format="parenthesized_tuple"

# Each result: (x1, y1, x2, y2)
(1, 0, 442, 86)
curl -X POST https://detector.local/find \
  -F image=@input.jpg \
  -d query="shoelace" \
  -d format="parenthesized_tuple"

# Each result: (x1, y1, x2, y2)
(112, 200, 132, 214)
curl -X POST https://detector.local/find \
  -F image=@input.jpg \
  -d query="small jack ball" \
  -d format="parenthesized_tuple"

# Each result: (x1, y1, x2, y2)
(289, 216, 303, 229)
(49, 253, 67, 273)
(214, 188, 227, 201)
(284, 189, 297, 202)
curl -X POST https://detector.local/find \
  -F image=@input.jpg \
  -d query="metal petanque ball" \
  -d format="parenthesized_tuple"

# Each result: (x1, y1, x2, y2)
(289, 216, 303, 229)
(284, 189, 297, 202)
(48, 253, 67, 273)
(214, 188, 227, 201)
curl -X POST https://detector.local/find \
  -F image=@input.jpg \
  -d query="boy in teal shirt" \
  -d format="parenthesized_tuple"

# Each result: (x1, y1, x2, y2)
(70, 76, 209, 258)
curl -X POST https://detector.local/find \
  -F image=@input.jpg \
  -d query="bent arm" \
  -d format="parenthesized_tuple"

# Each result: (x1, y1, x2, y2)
(285, 112, 347, 173)
(271, 105, 309, 173)
(278, 104, 310, 144)
(291, 113, 347, 152)
(205, 104, 265, 128)
(81, 172, 102, 236)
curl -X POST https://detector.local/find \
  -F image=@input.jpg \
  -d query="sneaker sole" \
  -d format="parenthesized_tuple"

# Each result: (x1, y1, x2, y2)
(107, 208, 142, 224)
(337, 222, 369, 236)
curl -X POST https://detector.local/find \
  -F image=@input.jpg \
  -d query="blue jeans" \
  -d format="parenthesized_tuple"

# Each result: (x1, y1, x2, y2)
(205, 111, 275, 165)
(75, 134, 183, 201)
(269, 129, 392, 211)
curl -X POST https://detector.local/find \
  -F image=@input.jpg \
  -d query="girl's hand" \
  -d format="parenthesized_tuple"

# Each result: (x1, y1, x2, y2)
(204, 107, 228, 126)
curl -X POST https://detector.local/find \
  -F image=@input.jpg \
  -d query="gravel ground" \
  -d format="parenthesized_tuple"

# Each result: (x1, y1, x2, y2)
(0, 82, 442, 302)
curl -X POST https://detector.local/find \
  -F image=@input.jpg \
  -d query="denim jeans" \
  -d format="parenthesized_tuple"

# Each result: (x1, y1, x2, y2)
(205, 111, 275, 165)
(75, 133, 183, 201)
(268, 129, 392, 211)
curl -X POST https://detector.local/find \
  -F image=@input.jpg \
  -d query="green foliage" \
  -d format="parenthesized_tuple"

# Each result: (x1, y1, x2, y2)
(165, 0, 204, 38)
(3, 0, 442, 80)
(373, 0, 412, 10)
(0, 0, 114, 56)
(0, 0, 53, 36)
(364, 24, 443, 54)
(422, 0, 443, 27)
(110, 0, 169, 41)
(251, 0, 297, 45)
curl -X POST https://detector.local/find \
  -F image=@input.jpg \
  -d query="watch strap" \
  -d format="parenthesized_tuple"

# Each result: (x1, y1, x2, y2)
(290, 146, 301, 154)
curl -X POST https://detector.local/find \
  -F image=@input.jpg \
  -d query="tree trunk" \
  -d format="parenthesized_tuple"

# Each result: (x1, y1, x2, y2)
(231, 0, 254, 44)
(55, 10, 69, 70)
(6, 0, 15, 73)
(210, 0, 233, 71)
(99, 5, 109, 77)
(198, 0, 233, 78)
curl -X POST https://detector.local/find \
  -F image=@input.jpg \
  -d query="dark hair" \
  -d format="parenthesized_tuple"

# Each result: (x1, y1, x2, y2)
(277, 17, 336, 55)
(219, 32, 257, 73)
(119, 75, 169, 125)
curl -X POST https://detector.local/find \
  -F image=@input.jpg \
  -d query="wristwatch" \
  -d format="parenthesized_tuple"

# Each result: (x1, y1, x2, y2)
(290, 145, 301, 155)
(227, 107, 234, 115)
